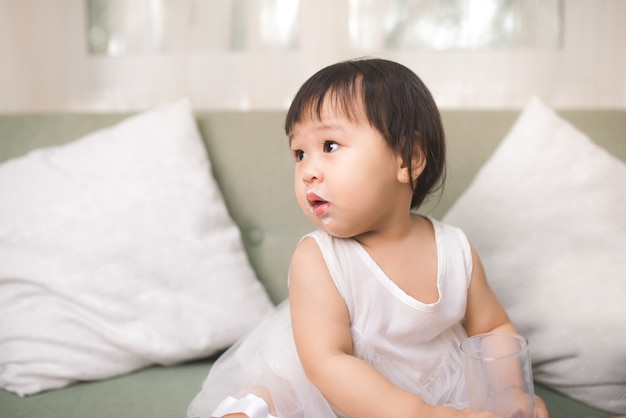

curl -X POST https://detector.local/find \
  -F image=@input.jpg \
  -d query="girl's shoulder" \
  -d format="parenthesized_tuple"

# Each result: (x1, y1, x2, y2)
(424, 216, 474, 279)
(297, 229, 352, 252)
(423, 215, 471, 246)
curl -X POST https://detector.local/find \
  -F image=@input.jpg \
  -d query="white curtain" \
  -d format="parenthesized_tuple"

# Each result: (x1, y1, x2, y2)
(0, 0, 624, 112)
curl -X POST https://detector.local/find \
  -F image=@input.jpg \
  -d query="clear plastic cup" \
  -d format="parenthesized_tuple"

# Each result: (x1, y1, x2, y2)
(461, 333, 535, 418)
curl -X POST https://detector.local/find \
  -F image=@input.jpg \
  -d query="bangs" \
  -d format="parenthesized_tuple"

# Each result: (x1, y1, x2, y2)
(285, 72, 365, 136)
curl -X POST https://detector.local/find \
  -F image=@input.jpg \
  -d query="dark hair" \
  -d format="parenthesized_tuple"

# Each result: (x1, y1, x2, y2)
(285, 58, 445, 209)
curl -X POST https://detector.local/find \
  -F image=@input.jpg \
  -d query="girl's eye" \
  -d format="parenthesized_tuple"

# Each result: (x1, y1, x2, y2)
(323, 141, 339, 153)
(293, 149, 305, 162)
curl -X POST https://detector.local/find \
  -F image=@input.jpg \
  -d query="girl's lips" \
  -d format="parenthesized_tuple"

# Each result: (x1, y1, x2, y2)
(307, 192, 330, 218)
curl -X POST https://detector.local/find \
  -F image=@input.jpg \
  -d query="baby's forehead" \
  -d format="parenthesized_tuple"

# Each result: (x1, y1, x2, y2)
(288, 113, 346, 142)
(286, 84, 370, 139)
(287, 107, 375, 146)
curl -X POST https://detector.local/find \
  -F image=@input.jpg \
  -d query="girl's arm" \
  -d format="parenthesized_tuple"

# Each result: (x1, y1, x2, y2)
(462, 245, 549, 418)
(462, 245, 516, 337)
(289, 238, 493, 418)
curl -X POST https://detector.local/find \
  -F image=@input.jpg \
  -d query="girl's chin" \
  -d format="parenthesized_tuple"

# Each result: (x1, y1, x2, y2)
(318, 222, 358, 239)
(319, 214, 332, 226)
(305, 212, 358, 238)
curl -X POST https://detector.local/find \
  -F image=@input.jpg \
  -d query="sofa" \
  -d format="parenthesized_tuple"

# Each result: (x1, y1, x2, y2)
(0, 99, 624, 418)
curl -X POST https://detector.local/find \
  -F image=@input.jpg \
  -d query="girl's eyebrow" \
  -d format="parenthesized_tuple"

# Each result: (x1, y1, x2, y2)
(288, 121, 346, 145)
(318, 122, 346, 131)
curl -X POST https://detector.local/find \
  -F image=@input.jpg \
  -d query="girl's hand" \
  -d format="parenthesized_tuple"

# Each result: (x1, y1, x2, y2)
(453, 394, 549, 418)
(533, 395, 549, 418)
(455, 408, 500, 418)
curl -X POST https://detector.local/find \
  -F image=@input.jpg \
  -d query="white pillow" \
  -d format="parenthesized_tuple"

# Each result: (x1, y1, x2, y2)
(0, 100, 274, 396)
(443, 98, 626, 414)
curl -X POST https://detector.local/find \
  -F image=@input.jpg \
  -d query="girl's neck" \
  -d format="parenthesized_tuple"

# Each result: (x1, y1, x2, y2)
(354, 213, 428, 250)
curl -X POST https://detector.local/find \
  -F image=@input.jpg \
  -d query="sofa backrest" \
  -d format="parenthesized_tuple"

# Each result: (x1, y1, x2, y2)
(1, 110, 624, 303)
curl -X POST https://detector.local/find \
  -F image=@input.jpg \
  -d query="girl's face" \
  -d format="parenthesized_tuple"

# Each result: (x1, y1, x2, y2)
(289, 99, 411, 239)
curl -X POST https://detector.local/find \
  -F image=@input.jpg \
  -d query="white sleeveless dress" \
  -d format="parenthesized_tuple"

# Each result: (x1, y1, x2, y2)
(188, 218, 472, 418)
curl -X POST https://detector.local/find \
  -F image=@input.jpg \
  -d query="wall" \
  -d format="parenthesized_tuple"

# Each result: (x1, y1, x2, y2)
(0, 0, 624, 112)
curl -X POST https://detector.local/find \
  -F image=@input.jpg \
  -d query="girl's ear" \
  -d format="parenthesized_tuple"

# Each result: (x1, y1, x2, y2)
(397, 164, 410, 184)
(410, 148, 427, 181)
(397, 147, 426, 184)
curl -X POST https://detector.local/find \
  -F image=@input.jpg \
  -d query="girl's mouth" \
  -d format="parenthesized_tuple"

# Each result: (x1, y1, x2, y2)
(307, 192, 330, 218)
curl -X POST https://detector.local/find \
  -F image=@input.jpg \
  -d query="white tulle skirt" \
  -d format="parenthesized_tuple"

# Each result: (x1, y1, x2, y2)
(187, 301, 468, 418)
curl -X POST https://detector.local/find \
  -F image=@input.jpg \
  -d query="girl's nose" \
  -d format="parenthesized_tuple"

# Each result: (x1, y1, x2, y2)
(300, 159, 322, 183)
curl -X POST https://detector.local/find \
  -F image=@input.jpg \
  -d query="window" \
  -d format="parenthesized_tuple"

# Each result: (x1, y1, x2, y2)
(87, 0, 300, 56)
(349, 0, 563, 50)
